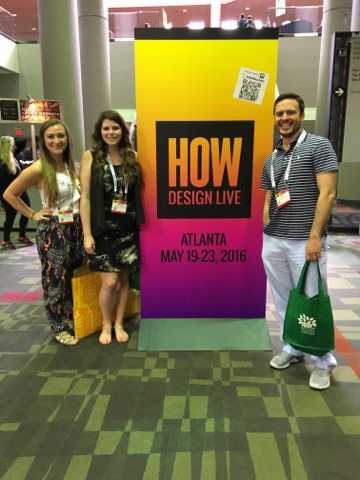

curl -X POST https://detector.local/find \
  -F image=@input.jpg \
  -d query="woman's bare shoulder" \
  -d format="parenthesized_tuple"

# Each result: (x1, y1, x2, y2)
(81, 149, 93, 163)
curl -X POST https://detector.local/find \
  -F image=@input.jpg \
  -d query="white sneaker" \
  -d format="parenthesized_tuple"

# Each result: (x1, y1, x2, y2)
(270, 351, 305, 370)
(309, 368, 331, 390)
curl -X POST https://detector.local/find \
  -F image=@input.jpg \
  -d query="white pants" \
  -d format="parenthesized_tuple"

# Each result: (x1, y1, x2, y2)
(262, 234, 337, 370)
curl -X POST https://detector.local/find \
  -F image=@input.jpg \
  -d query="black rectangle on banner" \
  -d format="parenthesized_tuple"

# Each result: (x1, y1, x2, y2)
(135, 27, 278, 41)
(156, 121, 254, 219)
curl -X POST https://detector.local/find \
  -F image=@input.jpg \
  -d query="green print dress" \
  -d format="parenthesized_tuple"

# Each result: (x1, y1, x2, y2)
(89, 163, 140, 272)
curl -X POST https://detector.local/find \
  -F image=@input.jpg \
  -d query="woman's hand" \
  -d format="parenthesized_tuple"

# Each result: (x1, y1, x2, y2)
(32, 208, 53, 222)
(84, 234, 96, 255)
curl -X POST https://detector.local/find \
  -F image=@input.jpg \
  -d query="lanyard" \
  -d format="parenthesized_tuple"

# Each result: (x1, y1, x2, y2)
(270, 129, 307, 190)
(106, 155, 119, 193)
(59, 164, 74, 209)
(106, 155, 128, 197)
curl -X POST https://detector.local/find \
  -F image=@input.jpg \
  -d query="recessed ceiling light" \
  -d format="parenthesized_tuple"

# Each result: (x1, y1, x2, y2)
(187, 21, 204, 30)
(221, 20, 237, 30)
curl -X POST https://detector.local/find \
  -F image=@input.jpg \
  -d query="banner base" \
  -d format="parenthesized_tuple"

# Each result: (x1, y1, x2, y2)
(138, 318, 272, 351)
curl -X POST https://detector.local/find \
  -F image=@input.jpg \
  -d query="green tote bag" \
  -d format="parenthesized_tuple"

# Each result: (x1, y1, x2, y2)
(283, 260, 335, 357)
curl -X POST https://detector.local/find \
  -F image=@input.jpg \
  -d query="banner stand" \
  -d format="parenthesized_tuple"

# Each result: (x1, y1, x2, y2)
(135, 28, 278, 350)
(138, 317, 272, 351)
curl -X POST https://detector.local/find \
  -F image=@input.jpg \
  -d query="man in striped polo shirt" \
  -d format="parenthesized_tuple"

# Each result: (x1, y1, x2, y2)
(261, 92, 338, 390)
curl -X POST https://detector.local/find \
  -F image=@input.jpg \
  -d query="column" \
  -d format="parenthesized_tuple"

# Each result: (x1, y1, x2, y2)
(210, 0, 222, 28)
(78, 0, 111, 147)
(351, 0, 360, 30)
(37, 0, 85, 160)
(315, 0, 353, 136)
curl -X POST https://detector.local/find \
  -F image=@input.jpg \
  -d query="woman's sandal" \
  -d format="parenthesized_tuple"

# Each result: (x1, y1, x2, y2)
(99, 326, 112, 345)
(52, 331, 79, 346)
(114, 326, 129, 343)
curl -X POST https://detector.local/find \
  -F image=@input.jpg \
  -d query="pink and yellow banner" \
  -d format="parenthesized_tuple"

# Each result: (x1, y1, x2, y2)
(134, 28, 278, 319)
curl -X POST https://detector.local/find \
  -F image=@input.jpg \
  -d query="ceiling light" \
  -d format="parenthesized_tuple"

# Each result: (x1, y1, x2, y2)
(187, 21, 205, 30)
(221, 20, 237, 30)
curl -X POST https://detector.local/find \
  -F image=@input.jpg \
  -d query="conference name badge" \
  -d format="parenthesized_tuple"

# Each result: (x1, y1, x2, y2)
(111, 198, 127, 214)
(58, 209, 74, 224)
(275, 189, 291, 208)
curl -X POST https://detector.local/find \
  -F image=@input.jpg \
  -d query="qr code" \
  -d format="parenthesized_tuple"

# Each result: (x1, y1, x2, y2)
(238, 79, 262, 102)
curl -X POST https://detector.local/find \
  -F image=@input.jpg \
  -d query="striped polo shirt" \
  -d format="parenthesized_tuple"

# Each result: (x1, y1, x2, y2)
(260, 130, 338, 240)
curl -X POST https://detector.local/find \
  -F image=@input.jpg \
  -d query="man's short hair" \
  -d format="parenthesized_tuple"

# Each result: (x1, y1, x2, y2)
(274, 92, 305, 115)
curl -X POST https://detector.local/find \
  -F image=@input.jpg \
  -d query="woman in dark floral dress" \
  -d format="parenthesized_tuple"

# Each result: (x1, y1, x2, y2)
(80, 110, 145, 345)
(4, 119, 87, 346)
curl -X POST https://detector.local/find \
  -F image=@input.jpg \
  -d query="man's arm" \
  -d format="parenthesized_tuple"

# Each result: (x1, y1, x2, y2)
(306, 170, 338, 261)
(263, 190, 272, 227)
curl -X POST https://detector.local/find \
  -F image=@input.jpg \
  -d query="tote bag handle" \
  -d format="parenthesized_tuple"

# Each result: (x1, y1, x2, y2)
(296, 260, 325, 297)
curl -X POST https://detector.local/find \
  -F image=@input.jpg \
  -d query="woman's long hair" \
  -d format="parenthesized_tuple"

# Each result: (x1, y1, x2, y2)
(90, 110, 144, 187)
(0, 136, 16, 174)
(39, 119, 77, 207)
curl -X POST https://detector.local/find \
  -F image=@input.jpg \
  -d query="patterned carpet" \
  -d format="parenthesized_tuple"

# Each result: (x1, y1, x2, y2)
(0, 233, 359, 480)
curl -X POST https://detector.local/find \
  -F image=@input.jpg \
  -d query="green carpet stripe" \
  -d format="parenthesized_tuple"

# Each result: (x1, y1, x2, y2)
(39, 376, 73, 395)
(264, 397, 289, 417)
(189, 396, 208, 418)
(205, 418, 215, 432)
(64, 456, 91, 480)
(69, 378, 94, 395)
(2, 457, 34, 480)
(163, 395, 187, 419)
(0, 423, 20, 431)
(287, 386, 333, 417)
(247, 432, 287, 480)
(94, 431, 123, 455)
(84, 395, 110, 431)
(236, 386, 262, 396)
(172, 452, 192, 480)
(143, 453, 161, 480)
(181, 419, 191, 431)
(200, 452, 217, 480)
(287, 434, 308, 479)
(74, 395, 92, 421)
(47, 404, 60, 422)
(336, 416, 360, 434)
(128, 432, 155, 454)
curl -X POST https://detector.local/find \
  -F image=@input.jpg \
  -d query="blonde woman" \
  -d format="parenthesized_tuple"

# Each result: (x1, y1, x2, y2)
(80, 110, 145, 345)
(4, 119, 87, 346)
(0, 136, 34, 249)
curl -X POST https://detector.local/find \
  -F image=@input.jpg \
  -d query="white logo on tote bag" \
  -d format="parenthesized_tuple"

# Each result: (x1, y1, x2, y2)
(298, 314, 317, 335)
